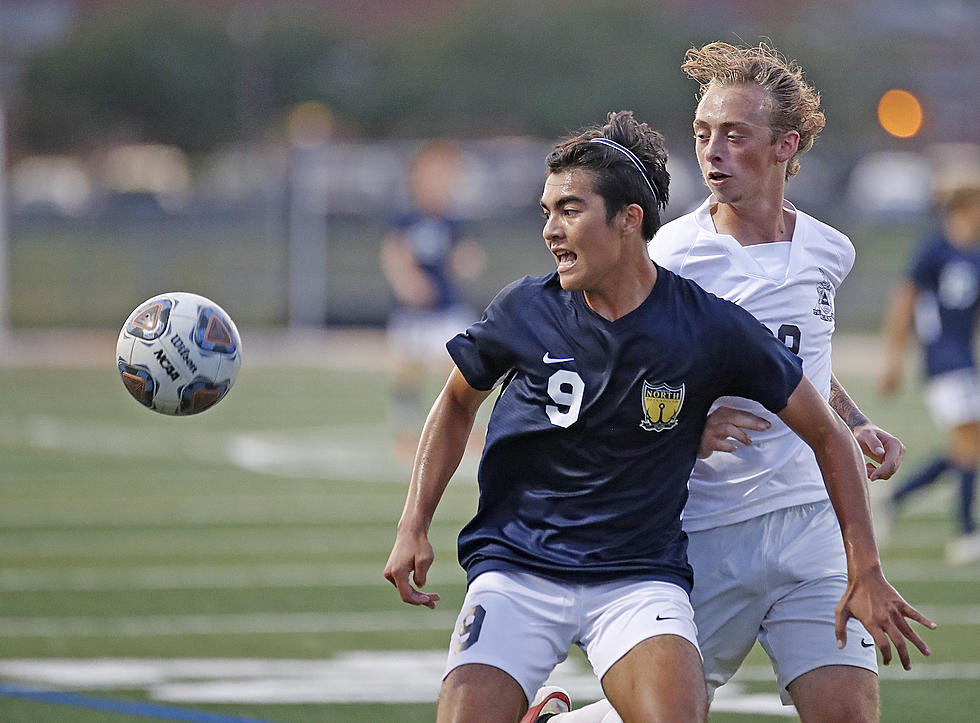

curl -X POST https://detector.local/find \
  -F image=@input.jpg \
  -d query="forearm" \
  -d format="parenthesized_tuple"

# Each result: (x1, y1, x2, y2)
(812, 420, 882, 574)
(397, 372, 485, 534)
(780, 379, 881, 572)
(882, 282, 917, 361)
(829, 374, 870, 430)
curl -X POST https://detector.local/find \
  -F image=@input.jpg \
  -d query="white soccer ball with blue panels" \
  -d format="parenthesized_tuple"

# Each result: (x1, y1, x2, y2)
(116, 292, 242, 415)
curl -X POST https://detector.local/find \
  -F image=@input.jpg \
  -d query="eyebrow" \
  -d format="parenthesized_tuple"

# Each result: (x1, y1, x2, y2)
(540, 194, 586, 211)
(693, 118, 755, 130)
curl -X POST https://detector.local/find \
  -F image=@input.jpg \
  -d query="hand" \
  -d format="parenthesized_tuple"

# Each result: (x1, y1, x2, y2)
(852, 423, 905, 481)
(383, 530, 441, 609)
(697, 406, 770, 459)
(835, 570, 936, 670)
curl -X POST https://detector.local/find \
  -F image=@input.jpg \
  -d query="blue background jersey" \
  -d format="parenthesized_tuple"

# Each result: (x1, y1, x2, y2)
(909, 233, 980, 377)
(389, 209, 466, 310)
(446, 267, 803, 591)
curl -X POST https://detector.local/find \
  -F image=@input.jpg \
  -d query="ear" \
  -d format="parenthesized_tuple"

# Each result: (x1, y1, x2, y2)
(774, 130, 800, 164)
(621, 203, 644, 236)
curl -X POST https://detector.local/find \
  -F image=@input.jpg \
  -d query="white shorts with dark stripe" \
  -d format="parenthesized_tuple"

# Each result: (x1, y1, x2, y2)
(443, 569, 699, 704)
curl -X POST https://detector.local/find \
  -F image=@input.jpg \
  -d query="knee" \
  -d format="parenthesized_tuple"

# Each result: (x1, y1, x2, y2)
(790, 667, 879, 723)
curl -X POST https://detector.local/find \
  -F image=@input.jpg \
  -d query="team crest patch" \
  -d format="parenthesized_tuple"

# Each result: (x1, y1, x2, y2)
(640, 381, 685, 432)
(813, 276, 835, 322)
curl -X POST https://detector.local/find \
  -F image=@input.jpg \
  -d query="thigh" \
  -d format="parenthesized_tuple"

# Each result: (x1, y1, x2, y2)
(438, 663, 528, 723)
(580, 579, 699, 684)
(787, 665, 879, 723)
(602, 634, 707, 723)
(760, 502, 877, 704)
(444, 571, 575, 706)
(948, 421, 980, 467)
(687, 522, 768, 698)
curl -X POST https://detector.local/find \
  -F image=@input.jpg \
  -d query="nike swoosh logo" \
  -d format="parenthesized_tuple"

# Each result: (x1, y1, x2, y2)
(860, 639, 875, 648)
(543, 352, 575, 364)
(656, 614, 678, 621)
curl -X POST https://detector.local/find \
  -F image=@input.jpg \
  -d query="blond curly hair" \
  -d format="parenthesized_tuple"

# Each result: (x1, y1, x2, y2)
(682, 42, 825, 179)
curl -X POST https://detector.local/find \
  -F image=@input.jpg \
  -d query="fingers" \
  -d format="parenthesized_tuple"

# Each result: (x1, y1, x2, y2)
(854, 426, 906, 481)
(883, 602, 937, 669)
(872, 434, 906, 480)
(712, 407, 770, 431)
(888, 625, 912, 670)
(384, 550, 440, 609)
(699, 407, 771, 457)
(897, 604, 937, 656)
(385, 566, 441, 608)
(834, 607, 848, 650)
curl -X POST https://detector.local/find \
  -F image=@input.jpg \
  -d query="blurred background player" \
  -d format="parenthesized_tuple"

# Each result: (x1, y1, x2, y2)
(379, 139, 485, 457)
(879, 163, 980, 564)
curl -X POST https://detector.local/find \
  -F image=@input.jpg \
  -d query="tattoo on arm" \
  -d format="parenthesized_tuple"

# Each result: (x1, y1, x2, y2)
(829, 375, 870, 429)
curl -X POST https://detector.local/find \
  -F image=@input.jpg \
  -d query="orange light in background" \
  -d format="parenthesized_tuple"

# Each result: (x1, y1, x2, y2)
(877, 89, 924, 138)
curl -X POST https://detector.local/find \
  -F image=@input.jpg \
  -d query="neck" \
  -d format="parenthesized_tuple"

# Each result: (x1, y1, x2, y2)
(583, 255, 658, 321)
(711, 192, 795, 246)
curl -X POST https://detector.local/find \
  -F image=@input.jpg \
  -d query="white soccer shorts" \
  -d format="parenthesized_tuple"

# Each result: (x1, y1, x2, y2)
(924, 367, 980, 429)
(387, 305, 474, 363)
(687, 500, 877, 704)
(443, 569, 699, 705)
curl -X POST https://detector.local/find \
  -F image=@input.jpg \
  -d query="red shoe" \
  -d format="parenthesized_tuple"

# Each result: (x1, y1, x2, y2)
(520, 685, 571, 723)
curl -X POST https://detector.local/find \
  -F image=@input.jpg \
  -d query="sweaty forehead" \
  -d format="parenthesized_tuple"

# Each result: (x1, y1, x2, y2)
(541, 168, 595, 202)
(695, 84, 770, 126)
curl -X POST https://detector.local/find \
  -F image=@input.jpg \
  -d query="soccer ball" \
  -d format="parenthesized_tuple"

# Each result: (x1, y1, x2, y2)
(116, 292, 242, 415)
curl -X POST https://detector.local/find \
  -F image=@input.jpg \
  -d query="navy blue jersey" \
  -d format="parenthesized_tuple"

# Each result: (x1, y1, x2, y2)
(447, 267, 804, 591)
(389, 209, 466, 309)
(909, 233, 980, 377)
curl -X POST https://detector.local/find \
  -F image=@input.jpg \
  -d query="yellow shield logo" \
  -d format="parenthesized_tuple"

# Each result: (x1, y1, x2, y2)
(640, 381, 685, 432)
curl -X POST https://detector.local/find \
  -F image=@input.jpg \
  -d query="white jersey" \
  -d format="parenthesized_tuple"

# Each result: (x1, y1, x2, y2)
(650, 198, 855, 531)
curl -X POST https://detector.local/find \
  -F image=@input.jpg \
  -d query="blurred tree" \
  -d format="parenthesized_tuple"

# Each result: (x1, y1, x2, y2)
(8, 0, 939, 159)
(14, 3, 237, 153)
(368, 0, 697, 141)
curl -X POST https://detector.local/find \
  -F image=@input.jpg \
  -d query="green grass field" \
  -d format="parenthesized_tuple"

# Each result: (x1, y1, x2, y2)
(0, 331, 977, 722)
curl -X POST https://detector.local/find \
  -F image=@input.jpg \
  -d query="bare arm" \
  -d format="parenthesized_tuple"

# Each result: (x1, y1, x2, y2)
(777, 376, 935, 668)
(383, 366, 491, 608)
(379, 232, 438, 308)
(829, 373, 906, 481)
(879, 281, 918, 396)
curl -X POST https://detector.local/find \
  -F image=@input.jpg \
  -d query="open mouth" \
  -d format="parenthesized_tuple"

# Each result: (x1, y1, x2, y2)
(707, 171, 730, 183)
(554, 249, 577, 272)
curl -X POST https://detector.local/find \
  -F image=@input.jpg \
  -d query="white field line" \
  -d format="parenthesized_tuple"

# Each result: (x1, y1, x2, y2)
(0, 563, 465, 591)
(0, 528, 411, 557)
(0, 496, 477, 528)
(0, 415, 479, 483)
(0, 559, 973, 592)
(0, 604, 977, 639)
(0, 611, 459, 638)
(0, 654, 976, 709)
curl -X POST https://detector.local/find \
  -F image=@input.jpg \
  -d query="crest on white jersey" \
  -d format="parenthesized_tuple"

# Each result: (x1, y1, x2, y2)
(812, 274, 835, 322)
(640, 381, 685, 432)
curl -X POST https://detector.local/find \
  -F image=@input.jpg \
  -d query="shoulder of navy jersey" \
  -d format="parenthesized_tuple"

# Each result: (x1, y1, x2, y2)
(447, 272, 562, 391)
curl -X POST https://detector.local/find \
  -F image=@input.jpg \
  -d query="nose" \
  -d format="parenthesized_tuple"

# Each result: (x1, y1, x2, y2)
(542, 213, 562, 243)
(702, 133, 724, 163)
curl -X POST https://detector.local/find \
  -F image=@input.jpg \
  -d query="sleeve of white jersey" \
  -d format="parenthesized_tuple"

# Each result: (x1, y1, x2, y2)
(810, 213, 856, 287)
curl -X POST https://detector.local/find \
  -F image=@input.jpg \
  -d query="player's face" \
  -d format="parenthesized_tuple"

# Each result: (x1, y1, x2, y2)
(693, 84, 787, 204)
(540, 169, 623, 292)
